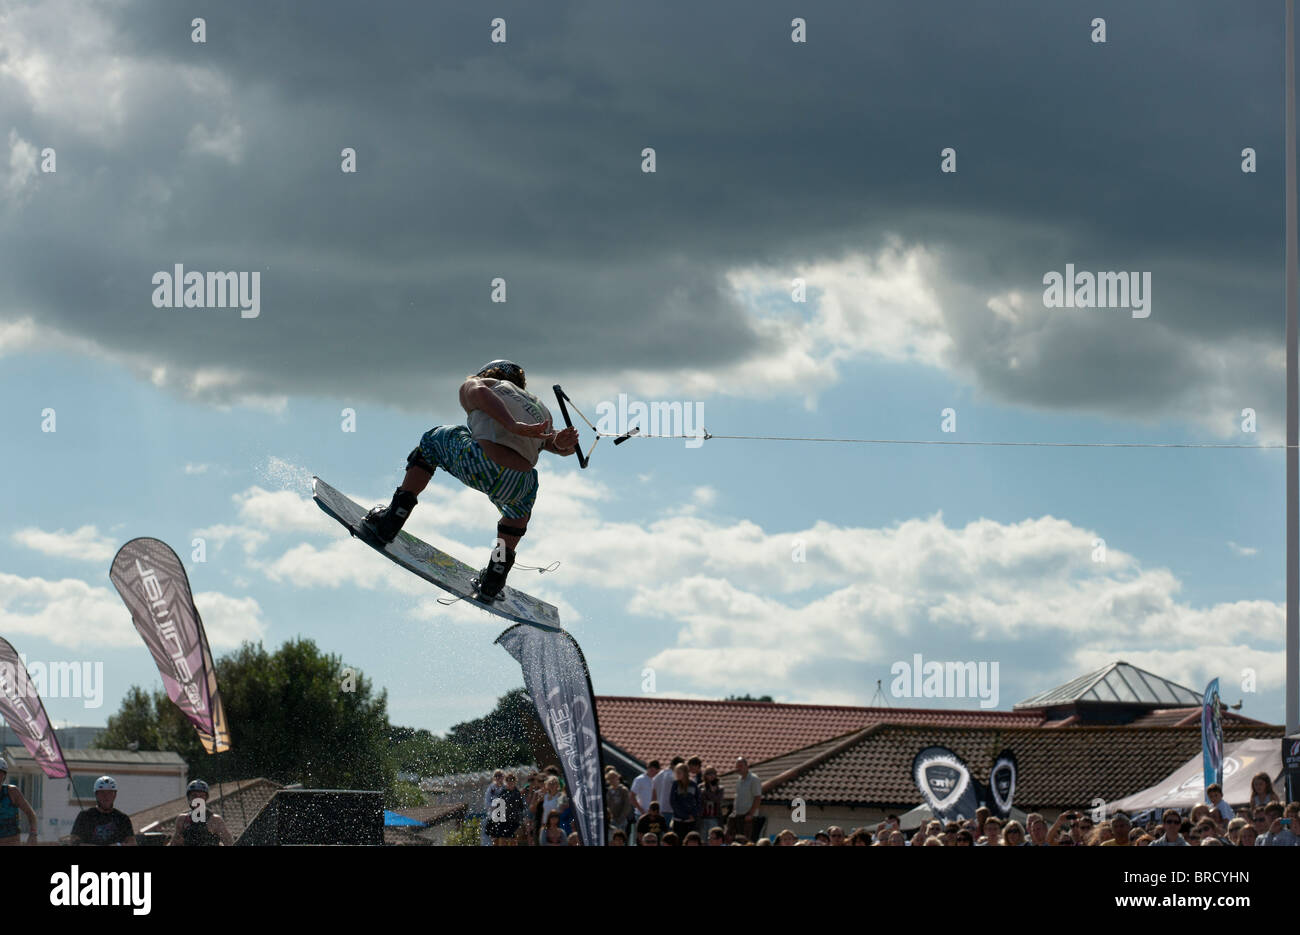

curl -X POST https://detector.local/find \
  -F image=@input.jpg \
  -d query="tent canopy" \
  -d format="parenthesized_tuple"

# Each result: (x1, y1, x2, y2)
(1109, 738, 1282, 815)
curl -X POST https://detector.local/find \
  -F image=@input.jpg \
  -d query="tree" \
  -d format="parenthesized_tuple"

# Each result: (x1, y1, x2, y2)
(97, 638, 395, 794)
(445, 688, 546, 769)
(98, 685, 205, 765)
(725, 693, 775, 703)
(388, 726, 473, 777)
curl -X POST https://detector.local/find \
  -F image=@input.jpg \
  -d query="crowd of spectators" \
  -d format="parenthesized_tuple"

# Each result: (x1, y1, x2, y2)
(483, 763, 1300, 846)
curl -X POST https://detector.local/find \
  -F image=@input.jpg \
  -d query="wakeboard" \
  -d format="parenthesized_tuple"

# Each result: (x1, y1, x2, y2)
(312, 476, 562, 631)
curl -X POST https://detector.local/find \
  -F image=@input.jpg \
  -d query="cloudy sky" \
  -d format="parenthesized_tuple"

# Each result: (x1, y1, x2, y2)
(0, 0, 1292, 736)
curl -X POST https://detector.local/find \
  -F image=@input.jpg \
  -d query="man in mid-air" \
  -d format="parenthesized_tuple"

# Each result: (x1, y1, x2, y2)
(362, 360, 578, 599)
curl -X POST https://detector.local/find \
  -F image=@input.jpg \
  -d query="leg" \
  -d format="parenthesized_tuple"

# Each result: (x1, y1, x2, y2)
(400, 462, 433, 495)
(362, 446, 437, 543)
(475, 517, 527, 599)
(495, 514, 529, 553)
(476, 469, 538, 599)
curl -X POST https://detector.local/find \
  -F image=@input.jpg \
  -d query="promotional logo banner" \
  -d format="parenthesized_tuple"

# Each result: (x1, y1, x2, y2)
(109, 538, 230, 753)
(912, 745, 978, 823)
(1201, 678, 1223, 795)
(0, 637, 69, 778)
(988, 748, 1018, 818)
(1282, 736, 1300, 803)
(496, 624, 606, 846)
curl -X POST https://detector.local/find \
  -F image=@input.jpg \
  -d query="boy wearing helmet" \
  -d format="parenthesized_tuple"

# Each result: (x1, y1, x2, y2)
(69, 776, 136, 845)
(169, 779, 234, 846)
(362, 360, 578, 600)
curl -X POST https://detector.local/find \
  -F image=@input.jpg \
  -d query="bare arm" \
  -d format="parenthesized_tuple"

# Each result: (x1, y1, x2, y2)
(169, 815, 187, 846)
(211, 815, 234, 846)
(10, 788, 37, 843)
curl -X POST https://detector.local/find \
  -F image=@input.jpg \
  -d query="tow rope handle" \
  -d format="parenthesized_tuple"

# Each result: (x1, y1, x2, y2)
(552, 384, 593, 469)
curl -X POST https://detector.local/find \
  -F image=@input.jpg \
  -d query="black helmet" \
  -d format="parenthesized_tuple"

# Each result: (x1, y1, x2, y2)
(476, 359, 525, 389)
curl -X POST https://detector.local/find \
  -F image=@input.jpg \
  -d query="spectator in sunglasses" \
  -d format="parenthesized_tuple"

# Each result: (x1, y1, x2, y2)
(1149, 809, 1189, 846)
(1001, 820, 1028, 846)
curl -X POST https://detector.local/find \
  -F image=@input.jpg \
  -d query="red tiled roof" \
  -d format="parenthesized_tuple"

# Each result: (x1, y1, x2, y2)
(1125, 708, 1267, 728)
(595, 696, 1046, 771)
(757, 724, 1285, 809)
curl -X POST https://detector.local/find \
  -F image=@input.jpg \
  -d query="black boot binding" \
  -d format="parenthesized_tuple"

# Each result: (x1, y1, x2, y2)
(473, 547, 516, 601)
(361, 488, 418, 544)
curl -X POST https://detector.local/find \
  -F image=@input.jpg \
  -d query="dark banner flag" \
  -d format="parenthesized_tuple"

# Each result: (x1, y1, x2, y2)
(987, 748, 1018, 818)
(1283, 736, 1300, 803)
(0, 637, 69, 778)
(912, 745, 979, 823)
(109, 538, 231, 754)
(496, 624, 606, 846)
(1201, 678, 1223, 794)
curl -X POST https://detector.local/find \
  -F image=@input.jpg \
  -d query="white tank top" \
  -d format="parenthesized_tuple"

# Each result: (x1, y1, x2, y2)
(467, 382, 554, 467)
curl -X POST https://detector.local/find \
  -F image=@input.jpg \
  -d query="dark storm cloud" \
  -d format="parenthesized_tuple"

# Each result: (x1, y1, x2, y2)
(0, 0, 1285, 418)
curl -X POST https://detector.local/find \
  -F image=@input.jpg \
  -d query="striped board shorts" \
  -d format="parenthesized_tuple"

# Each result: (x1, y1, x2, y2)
(418, 424, 538, 520)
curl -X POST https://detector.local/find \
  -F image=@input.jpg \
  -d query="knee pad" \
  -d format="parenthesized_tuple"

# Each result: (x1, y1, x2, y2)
(497, 520, 526, 540)
(406, 447, 436, 474)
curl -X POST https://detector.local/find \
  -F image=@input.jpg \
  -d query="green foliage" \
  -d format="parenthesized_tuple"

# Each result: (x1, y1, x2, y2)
(724, 693, 775, 703)
(98, 685, 207, 764)
(388, 725, 474, 776)
(387, 780, 426, 809)
(97, 638, 394, 794)
(443, 687, 540, 769)
(99, 640, 543, 807)
(212, 639, 393, 791)
(445, 817, 481, 846)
